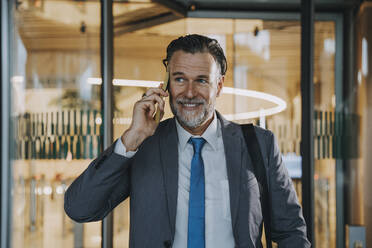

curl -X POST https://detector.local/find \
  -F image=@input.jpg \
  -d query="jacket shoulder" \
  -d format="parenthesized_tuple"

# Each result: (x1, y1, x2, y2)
(253, 125, 274, 141)
(229, 120, 274, 142)
(234, 123, 275, 156)
(137, 118, 174, 148)
(152, 117, 175, 138)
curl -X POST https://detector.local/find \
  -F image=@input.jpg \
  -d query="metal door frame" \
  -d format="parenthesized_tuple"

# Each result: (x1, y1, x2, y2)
(1, 0, 12, 247)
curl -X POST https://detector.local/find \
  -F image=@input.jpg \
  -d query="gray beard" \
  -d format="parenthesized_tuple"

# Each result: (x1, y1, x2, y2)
(170, 95, 214, 129)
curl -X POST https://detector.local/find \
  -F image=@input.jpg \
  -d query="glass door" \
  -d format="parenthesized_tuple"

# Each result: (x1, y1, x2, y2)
(111, 12, 338, 247)
(313, 21, 337, 248)
(9, 1, 102, 247)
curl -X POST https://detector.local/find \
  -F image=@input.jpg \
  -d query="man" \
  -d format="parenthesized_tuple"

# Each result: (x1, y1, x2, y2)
(64, 34, 310, 248)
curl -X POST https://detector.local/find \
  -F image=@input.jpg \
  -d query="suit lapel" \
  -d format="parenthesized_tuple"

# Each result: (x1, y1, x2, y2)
(218, 112, 243, 232)
(159, 118, 179, 239)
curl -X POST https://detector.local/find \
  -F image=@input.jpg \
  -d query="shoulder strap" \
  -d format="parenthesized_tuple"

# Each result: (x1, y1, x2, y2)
(241, 124, 272, 248)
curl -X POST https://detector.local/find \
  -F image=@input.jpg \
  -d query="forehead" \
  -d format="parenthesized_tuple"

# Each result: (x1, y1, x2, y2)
(168, 51, 219, 75)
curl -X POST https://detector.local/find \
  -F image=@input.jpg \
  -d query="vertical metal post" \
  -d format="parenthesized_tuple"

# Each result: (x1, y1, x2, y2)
(1, 0, 11, 247)
(101, 0, 114, 248)
(301, 0, 314, 245)
(334, 13, 345, 248)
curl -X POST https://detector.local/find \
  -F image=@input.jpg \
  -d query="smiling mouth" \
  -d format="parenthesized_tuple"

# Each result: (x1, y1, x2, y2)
(178, 102, 204, 110)
(182, 103, 201, 108)
(176, 98, 205, 110)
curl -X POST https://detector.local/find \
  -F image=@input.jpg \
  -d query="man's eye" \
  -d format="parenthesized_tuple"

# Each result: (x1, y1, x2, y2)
(175, 77, 184, 82)
(197, 79, 208, 84)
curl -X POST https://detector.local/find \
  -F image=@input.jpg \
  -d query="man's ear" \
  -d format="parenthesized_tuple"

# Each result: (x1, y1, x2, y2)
(216, 75, 224, 97)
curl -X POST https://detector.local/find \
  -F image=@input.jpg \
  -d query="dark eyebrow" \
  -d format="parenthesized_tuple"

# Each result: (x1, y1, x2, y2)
(171, 72, 209, 79)
(197, 75, 209, 79)
(172, 72, 184, 76)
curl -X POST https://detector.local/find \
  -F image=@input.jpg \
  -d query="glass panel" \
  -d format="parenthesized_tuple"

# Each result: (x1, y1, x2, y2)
(111, 15, 302, 247)
(112, 2, 181, 247)
(111, 13, 336, 247)
(10, 1, 102, 247)
(313, 21, 336, 248)
(234, 20, 303, 202)
(352, 4, 371, 247)
(233, 20, 302, 247)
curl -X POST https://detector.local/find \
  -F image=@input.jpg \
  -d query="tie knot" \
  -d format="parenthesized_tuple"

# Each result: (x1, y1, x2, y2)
(189, 137, 206, 154)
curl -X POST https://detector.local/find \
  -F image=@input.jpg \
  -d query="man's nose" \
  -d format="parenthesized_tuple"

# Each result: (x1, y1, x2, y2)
(185, 82, 196, 98)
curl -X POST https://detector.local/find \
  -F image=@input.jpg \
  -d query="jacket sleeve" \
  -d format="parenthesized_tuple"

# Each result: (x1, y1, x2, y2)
(266, 131, 311, 248)
(64, 140, 132, 222)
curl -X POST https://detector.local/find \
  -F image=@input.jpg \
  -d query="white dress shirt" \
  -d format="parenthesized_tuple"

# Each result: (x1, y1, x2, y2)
(114, 113, 235, 248)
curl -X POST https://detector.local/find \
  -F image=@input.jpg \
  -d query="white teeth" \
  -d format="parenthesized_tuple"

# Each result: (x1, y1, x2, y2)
(183, 103, 197, 107)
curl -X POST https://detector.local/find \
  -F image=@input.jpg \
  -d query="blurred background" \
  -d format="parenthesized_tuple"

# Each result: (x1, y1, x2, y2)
(1, 0, 371, 248)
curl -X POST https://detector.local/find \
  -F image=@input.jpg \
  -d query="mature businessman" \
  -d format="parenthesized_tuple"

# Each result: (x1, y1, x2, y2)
(64, 34, 310, 248)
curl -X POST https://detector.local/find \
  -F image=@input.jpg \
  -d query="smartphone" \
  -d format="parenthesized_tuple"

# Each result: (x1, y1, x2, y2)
(154, 71, 169, 123)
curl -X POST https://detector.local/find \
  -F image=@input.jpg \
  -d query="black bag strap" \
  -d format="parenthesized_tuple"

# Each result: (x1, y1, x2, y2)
(241, 124, 272, 248)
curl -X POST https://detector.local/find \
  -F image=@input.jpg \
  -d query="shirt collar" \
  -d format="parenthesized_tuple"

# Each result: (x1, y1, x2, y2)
(175, 111, 220, 151)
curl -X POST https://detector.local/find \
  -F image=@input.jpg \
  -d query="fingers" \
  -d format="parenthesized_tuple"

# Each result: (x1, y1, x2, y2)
(146, 102, 156, 118)
(141, 93, 165, 112)
(133, 85, 167, 125)
(159, 107, 165, 120)
(137, 99, 156, 117)
(143, 87, 168, 98)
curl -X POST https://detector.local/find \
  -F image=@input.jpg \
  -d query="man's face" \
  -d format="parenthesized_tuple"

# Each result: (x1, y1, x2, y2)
(168, 50, 224, 130)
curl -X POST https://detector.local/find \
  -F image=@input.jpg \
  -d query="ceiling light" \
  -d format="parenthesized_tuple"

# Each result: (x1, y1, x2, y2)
(362, 38, 368, 77)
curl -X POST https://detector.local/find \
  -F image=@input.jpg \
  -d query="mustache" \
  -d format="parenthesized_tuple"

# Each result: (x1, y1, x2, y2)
(175, 97, 206, 105)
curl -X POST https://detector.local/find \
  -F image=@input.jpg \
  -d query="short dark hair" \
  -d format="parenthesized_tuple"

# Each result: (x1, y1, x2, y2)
(163, 34, 227, 76)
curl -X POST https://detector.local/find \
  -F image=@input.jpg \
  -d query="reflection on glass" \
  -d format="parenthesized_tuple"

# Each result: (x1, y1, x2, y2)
(112, 14, 298, 247)
(352, 6, 371, 247)
(10, 1, 101, 247)
(112, 2, 181, 246)
(313, 21, 336, 248)
(111, 8, 337, 247)
(234, 21, 302, 248)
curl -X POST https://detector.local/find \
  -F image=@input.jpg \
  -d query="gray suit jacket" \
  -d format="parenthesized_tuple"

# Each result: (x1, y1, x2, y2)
(64, 113, 310, 248)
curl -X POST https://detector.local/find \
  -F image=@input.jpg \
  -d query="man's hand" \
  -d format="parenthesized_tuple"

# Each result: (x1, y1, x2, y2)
(121, 84, 168, 151)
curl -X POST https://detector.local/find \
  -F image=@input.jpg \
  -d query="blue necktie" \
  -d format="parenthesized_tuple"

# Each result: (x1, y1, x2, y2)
(188, 137, 206, 248)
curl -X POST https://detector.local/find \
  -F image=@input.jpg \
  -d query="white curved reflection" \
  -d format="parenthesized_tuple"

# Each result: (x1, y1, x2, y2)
(88, 77, 287, 121)
(221, 87, 287, 120)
